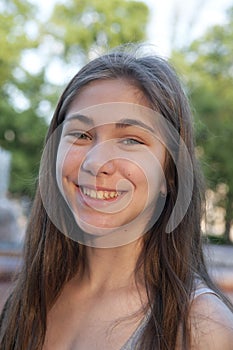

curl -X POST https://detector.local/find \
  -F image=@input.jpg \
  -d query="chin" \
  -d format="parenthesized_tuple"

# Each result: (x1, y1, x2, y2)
(74, 216, 121, 236)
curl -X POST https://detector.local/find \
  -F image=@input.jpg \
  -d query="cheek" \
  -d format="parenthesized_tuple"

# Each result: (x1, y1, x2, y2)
(56, 143, 85, 180)
(121, 161, 148, 189)
(121, 158, 165, 205)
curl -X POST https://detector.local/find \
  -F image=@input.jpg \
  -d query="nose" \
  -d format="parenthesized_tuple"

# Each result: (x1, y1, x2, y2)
(81, 142, 116, 176)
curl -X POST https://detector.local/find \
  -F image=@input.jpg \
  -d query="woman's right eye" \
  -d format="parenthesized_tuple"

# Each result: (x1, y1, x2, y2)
(67, 131, 92, 142)
(74, 132, 89, 139)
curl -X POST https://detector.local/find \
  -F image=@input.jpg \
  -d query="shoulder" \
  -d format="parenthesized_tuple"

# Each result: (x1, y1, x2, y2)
(189, 292, 233, 350)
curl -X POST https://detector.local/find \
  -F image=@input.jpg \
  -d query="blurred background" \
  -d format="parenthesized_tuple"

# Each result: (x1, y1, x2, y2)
(0, 0, 233, 307)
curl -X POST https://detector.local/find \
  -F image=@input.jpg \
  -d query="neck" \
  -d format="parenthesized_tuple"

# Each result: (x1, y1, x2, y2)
(79, 238, 144, 293)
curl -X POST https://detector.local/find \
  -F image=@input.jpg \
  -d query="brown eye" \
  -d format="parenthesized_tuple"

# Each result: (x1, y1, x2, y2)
(69, 132, 91, 140)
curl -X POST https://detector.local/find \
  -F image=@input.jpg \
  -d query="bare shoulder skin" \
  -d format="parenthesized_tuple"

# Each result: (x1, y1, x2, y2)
(189, 293, 233, 350)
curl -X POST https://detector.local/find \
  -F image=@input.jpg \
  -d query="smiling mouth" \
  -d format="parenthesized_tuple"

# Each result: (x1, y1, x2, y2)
(80, 186, 123, 200)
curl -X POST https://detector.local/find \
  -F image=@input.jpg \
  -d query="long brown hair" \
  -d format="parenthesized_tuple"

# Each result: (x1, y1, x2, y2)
(1, 45, 232, 350)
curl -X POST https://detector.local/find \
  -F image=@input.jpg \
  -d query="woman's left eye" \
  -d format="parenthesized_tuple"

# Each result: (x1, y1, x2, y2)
(121, 138, 144, 145)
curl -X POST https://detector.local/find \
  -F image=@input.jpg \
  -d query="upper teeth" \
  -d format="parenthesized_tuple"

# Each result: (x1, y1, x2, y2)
(81, 187, 120, 199)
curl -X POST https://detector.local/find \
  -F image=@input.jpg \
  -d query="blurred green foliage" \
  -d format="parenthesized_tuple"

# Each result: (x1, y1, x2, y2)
(46, 0, 149, 62)
(0, 0, 48, 196)
(172, 7, 233, 242)
(0, 0, 149, 198)
(0, 0, 34, 86)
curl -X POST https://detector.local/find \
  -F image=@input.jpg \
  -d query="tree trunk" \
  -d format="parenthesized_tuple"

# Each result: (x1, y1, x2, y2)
(224, 192, 233, 244)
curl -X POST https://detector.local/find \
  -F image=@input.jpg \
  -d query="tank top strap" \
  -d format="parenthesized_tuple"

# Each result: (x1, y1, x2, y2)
(120, 309, 151, 350)
(192, 286, 221, 300)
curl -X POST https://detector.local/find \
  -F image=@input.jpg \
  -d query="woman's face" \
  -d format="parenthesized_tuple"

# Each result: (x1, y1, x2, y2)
(56, 79, 166, 243)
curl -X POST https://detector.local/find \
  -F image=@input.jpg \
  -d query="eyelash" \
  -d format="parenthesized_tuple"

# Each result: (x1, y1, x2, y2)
(68, 132, 91, 140)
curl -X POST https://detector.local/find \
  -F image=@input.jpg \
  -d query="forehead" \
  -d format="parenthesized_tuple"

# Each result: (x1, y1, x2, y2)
(65, 102, 158, 135)
(65, 79, 157, 130)
(67, 79, 149, 114)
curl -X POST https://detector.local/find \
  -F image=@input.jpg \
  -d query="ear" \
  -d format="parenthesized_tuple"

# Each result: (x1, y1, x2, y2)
(160, 181, 167, 197)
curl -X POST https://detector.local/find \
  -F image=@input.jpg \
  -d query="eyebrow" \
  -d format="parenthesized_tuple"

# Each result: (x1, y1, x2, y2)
(65, 114, 94, 125)
(65, 114, 154, 133)
(115, 118, 154, 134)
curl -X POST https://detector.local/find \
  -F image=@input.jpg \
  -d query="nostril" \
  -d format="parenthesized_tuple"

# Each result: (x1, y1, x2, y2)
(81, 157, 116, 176)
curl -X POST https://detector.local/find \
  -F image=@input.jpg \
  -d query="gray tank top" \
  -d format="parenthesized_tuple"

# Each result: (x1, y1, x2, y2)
(120, 310, 150, 350)
(120, 287, 220, 350)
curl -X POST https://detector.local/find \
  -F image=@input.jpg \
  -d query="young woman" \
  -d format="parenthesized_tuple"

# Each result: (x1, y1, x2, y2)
(1, 46, 233, 350)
